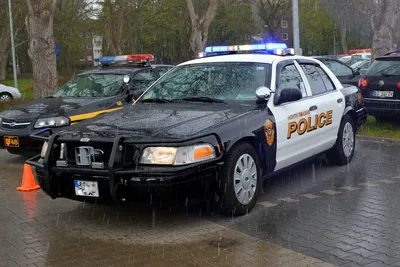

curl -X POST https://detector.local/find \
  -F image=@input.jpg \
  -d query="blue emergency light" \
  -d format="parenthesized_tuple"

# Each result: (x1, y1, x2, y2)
(200, 43, 294, 58)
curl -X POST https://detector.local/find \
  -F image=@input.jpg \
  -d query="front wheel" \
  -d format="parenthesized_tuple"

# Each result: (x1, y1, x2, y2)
(219, 142, 261, 216)
(327, 115, 355, 165)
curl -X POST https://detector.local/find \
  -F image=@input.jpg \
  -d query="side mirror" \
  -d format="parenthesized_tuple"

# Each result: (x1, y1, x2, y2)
(274, 87, 302, 105)
(255, 86, 272, 101)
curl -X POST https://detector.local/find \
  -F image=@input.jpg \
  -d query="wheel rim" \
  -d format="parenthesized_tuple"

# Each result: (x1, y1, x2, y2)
(342, 122, 354, 158)
(0, 94, 11, 101)
(234, 153, 257, 205)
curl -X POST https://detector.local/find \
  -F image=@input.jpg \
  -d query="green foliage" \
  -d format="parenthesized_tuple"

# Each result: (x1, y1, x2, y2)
(208, 0, 256, 45)
(299, 0, 337, 55)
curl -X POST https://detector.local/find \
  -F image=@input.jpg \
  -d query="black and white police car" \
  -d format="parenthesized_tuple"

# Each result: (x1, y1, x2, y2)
(29, 43, 367, 216)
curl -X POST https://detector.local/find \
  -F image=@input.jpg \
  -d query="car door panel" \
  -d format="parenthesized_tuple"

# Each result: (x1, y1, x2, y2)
(268, 61, 317, 171)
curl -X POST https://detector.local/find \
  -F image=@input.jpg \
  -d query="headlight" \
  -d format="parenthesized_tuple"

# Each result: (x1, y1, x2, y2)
(34, 116, 69, 129)
(140, 144, 215, 165)
(41, 141, 48, 158)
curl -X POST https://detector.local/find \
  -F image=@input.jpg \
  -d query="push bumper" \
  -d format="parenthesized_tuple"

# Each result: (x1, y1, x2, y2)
(363, 98, 400, 117)
(26, 131, 224, 203)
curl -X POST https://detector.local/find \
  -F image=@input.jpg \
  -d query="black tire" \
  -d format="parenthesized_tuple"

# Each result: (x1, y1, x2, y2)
(0, 93, 13, 101)
(218, 142, 261, 216)
(7, 149, 38, 158)
(327, 115, 356, 165)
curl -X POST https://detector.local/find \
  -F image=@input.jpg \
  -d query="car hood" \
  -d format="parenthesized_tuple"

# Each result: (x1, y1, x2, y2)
(0, 97, 120, 121)
(58, 103, 256, 141)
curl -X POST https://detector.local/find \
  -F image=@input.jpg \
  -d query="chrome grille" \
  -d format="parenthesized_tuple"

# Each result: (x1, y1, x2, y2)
(1, 119, 31, 129)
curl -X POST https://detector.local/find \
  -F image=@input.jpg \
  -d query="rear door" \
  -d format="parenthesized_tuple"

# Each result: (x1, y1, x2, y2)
(362, 58, 400, 100)
(297, 60, 345, 153)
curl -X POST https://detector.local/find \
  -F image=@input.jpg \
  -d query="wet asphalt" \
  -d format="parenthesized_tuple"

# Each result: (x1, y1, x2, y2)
(1, 138, 400, 266)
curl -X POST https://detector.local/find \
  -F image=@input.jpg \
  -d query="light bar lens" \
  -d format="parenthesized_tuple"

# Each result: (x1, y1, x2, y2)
(98, 54, 155, 65)
(204, 42, 288, 54)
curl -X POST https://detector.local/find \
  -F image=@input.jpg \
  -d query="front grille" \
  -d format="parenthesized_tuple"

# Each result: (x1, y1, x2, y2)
(1, 119, 31, 129)
(59, 142, 114, 166)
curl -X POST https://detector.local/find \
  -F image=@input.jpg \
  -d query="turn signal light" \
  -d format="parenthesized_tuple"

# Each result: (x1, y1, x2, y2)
(358, 78, 368, 89)
(397, 82, 400, 89)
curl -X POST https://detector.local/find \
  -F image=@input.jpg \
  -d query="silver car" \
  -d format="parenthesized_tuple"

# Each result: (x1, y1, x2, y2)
(0, 84, 22, 101)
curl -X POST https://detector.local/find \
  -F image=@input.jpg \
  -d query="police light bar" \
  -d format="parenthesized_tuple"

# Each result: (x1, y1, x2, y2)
(200, 43, 294, 58)
(98, 54, 155, 65)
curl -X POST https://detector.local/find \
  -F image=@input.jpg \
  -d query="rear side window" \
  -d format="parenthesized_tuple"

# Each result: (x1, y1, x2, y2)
(300, 64, 335, 95)
(367, 59, 400, 76)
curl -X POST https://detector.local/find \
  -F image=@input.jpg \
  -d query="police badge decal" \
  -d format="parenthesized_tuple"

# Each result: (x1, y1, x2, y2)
(264, 119, 275, 146)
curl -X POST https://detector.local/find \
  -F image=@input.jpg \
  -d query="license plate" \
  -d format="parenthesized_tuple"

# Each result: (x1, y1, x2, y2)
(4, 136, 19, 147)
(74, 180, 99, 197)
(372, 90, 394, 98)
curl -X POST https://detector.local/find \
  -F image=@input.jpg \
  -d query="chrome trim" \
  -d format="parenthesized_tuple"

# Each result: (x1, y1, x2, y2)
(2, 121, 31, 127)
(364, 98, 400, 102)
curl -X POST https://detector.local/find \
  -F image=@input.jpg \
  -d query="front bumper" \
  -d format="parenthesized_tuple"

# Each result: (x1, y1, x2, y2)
(0, 127, 44, 152)
(356, 107, 368, 127)
(363, 98, 400, 117)
(27, 132, 224, 203)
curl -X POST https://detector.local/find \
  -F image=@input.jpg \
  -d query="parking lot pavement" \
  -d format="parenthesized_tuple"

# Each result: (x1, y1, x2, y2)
(1, 139, 400, 266)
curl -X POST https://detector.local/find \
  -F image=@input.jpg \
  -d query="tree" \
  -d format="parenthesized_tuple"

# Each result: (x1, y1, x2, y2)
(0, 0, 27, 81)
(186, 0, 218, 56)
(351, 0, 400, 59)
(250, 0, 291, 41)
(26, 0, 57, 98)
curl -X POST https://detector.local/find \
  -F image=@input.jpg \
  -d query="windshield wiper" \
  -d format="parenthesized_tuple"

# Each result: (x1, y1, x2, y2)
(139, 98, 173, 103)
(179, 96, 226, 103)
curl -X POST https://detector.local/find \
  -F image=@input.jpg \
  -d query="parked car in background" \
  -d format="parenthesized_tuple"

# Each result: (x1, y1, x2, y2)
(0, 84, 21, 101)
(0, 54, 173, 156)
(313, 57, 360, 86)
(358, 51, 400, 121)
(351, 60, 371, 75)
(340, 53, 371, 66)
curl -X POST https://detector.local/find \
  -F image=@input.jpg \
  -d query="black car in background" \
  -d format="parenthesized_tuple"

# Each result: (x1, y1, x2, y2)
(0, 54, 173, 156)
(313, 56, 360, 87)
(358, 51, 400, 121)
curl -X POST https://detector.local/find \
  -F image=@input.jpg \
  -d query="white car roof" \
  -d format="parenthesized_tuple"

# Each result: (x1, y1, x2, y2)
(178, 54, 321, 66)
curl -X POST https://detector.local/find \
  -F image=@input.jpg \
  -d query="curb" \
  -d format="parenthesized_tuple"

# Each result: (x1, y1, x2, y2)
(356, 134, 400, 143)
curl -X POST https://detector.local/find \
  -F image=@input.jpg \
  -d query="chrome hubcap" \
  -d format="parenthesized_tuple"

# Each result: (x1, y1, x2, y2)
(234, 153, 257, 205)
(0, 94, 11, 101)
(342, 122, 354, 158)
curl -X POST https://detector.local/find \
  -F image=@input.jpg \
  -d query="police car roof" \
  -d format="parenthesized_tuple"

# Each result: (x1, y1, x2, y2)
(178, 54, 315, 66)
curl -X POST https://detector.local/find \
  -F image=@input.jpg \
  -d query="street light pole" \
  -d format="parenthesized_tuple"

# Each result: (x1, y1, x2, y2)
(8, 0, 18, 89)
(292, 0, 301, 55)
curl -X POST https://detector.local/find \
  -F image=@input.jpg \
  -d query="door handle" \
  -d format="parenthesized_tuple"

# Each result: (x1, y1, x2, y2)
(337, 98, 343, 103)
(309, 105, 317, 111)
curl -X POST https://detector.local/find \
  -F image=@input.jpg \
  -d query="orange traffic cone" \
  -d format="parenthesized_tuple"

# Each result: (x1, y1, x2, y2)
(17, 164, 40, 192)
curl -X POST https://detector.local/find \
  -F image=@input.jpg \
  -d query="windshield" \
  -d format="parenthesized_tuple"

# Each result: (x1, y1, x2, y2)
(140, 63, 269, 102)
(53, 74, 125, 97)
(366, 59, 400, 76)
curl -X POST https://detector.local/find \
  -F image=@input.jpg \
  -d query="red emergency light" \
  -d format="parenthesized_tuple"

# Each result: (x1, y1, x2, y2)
(126, 54, 155, 63)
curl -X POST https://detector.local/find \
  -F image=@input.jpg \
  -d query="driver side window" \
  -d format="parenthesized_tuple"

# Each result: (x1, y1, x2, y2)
(324, 60, 353, 76)
(278, 64, 307, 97)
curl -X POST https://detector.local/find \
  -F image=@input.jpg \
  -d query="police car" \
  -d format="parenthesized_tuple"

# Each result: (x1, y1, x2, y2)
(0, 54, 173, 155)
(28, 43, 367, 216)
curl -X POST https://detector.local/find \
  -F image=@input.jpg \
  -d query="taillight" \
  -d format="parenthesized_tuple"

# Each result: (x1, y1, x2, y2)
(359, 78, 368, 89)
(397, 81, 400, 89)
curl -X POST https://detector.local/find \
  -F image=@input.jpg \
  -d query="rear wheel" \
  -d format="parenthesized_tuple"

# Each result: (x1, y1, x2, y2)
(219, 142, 261, 216)
(0, 93, 12, 101)
(327, 115, 355, 165)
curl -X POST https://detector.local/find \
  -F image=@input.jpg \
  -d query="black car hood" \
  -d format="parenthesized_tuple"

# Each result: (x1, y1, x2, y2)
(59, 103, 256, 140)
(0, 97, 119, 121)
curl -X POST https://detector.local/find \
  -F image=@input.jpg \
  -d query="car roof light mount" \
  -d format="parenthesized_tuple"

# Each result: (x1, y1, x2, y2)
(199, 43, 294, 58)
(98, 54, 155, 67)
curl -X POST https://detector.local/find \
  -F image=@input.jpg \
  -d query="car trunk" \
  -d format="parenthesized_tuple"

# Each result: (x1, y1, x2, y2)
(361, 57, 400, 100)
